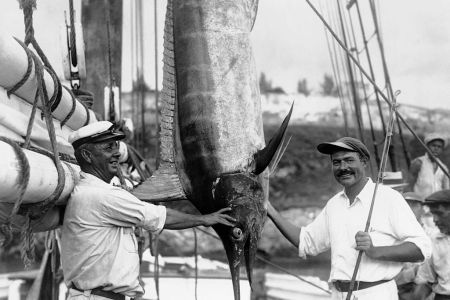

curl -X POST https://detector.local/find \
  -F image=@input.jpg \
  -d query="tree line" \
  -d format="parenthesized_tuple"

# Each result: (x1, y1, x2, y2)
(259, 72, 339, 97)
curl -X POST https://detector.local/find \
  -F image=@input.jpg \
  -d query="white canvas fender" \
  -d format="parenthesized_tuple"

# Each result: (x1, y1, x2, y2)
(0, 87, 74, 156)
(0, 32, 96, 130)
(60, 22, 86, 81)
(0, 141, 80, 205)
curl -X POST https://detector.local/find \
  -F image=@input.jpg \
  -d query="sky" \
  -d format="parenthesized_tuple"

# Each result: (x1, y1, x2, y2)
(1, 0, 449, 109)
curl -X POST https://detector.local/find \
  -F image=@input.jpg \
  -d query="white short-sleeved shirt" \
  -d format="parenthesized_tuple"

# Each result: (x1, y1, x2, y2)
(415, 234, 450, 295)
(61, 172, 166, 298)
(299, 178, 431, 282)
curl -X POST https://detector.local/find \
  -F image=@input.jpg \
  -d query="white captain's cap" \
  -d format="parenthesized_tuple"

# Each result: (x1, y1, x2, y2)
(69, 121, 125, 150)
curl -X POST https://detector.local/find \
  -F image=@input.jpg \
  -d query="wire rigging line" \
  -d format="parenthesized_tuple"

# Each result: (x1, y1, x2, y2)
(353, 0, 388, 142)
(194, 227, 331, 295)
(319, 0, 349, 135)
(345, 3, 380, 171)
(368, 0, 410, 168)
(336, 0, 365, 143)
(330, 1, 357, 136)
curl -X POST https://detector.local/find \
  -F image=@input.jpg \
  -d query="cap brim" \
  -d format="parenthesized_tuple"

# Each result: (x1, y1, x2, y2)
(317, 142, 355, 155)
(425, 189, 450, 204)
(92, 132, 126, 144)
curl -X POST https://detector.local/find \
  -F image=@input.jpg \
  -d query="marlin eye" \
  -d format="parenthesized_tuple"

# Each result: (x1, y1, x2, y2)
(232, 227, 243, 240)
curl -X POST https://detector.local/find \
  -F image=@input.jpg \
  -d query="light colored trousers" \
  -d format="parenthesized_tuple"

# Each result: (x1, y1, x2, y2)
(331, 280, 398, 300)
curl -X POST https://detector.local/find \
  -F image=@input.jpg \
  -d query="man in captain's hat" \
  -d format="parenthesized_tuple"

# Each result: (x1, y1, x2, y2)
(266, 136, 431, 299)
(408, 132, 449, 199)
(413, 189, 450, 300)
(60, 121, 236, 300)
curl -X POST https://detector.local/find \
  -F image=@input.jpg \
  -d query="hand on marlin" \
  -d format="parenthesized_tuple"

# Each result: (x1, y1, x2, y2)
(201, 207, 237, 227)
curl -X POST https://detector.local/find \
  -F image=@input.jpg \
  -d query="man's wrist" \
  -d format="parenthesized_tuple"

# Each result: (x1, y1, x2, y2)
(366, 246, 380, 259)
(199, 215, 207, 226)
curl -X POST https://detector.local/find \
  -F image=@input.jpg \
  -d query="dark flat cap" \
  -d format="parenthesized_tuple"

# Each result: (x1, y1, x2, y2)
(317, 137, 370, 159)
(425, 189, 450, 205)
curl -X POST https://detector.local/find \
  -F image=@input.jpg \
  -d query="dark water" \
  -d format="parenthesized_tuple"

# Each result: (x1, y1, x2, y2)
(0, 258, 38, 274)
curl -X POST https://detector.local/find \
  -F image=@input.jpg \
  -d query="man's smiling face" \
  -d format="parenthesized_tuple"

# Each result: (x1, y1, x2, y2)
(331, 151, 367, 189)
(88, 140, 121, 182)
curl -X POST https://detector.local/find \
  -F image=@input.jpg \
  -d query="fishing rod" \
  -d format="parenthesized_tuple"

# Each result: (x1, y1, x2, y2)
(346, 90, 398, 299)
(303, 0, 450, 181)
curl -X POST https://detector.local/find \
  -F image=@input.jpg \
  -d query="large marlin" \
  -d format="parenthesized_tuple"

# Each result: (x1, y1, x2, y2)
(132, 0, 292, 299)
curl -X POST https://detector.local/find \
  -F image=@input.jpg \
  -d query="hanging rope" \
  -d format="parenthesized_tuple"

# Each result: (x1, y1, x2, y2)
(193, 228, 199, 300)
(0, 137, 30, 247)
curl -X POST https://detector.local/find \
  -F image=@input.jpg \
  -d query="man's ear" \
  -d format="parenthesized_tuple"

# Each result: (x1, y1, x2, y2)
(80, 148, 93, 163)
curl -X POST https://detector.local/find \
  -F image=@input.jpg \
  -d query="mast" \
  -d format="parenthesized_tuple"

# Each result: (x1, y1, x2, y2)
(81, 0, 123, 117)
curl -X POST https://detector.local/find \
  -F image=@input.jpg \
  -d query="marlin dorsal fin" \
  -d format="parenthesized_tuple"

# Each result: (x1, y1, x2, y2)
(132, 0, 186, 202)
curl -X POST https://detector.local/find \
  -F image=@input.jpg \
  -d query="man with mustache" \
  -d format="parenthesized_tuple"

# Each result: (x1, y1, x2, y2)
(408, 133, 449, 199)
(412, 189, 450, 300)
(60, 121, 236, 300)
(267, 137, 431, 300)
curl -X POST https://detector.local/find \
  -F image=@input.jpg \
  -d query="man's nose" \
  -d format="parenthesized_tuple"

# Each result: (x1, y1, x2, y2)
(338, 161, 349, 169)
(112, 148, 121, 158)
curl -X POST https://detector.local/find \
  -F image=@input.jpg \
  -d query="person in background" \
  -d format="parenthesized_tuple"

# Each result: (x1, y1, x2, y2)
(60, 121, 236, 300)
(395, 192, 425, 300)
(267, 137, 431, 300)
(408, 133, 449, 199)
(413, 189, 450, 300)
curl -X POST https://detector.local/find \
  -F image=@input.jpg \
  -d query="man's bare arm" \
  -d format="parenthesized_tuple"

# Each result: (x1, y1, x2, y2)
(164, 207, 236, 230)
(355, 232, 424, 262)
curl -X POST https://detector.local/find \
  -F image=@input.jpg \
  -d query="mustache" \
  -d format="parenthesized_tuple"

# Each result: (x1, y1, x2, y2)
(336, 170, 354, 177)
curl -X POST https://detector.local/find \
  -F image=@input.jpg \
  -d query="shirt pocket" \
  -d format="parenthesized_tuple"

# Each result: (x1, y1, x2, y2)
(369, 225, 395, 247)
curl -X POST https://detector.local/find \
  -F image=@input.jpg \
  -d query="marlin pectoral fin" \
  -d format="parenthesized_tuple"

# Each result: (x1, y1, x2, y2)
(252, 102, 294, 175)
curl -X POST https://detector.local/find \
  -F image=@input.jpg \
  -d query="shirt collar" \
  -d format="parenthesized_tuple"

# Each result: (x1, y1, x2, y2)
(80, 171, 109, 186)
(338, 177, 374, 207)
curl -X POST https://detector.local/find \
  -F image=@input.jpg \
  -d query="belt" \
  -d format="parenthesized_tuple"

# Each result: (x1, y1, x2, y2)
(70, 284, 125, 300)
(435, 294, 450, 300)
(333, 279, 390, 292)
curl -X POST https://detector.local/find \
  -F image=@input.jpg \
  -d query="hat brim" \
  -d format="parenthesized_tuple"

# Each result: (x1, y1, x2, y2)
(72, 131, 125, 149)
(91, 132, 126, 144)
(317, 142, 356, 155)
